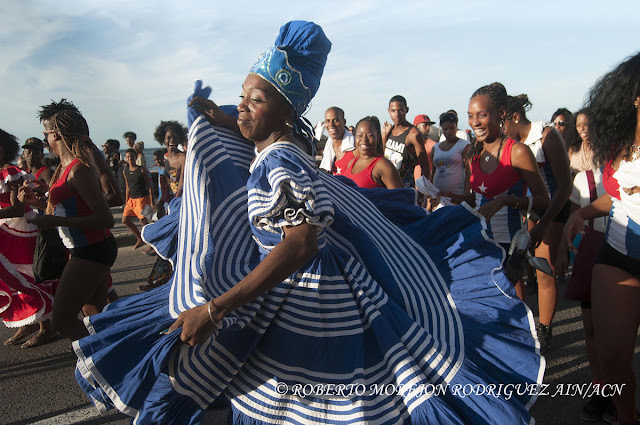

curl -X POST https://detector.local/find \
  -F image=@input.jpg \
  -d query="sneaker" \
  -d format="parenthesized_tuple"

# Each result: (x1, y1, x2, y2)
(536, 323, 552, 354)
(580, 393, 611, 422)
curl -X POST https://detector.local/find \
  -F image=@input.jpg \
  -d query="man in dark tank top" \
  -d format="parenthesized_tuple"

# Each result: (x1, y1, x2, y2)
(381, 95, 429, 187)
(122, 149, 154, 249)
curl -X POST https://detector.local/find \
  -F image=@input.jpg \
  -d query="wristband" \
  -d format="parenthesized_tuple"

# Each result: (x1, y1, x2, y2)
(510, 195, 519, 210)
(207, 299, 220, 325)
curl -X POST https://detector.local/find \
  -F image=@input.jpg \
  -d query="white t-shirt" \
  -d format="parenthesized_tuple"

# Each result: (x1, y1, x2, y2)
(319, 131, 355, 172)
(606, 158, 640, 258)
(570, 168, 607, 233)
(432, 139, 470, 195)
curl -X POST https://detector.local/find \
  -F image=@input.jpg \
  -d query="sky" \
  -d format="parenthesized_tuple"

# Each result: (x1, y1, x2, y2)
(1, 0, 639, 149)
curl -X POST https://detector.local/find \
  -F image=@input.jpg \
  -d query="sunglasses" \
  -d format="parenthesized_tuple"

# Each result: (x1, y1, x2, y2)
(554, 121, 567, 127)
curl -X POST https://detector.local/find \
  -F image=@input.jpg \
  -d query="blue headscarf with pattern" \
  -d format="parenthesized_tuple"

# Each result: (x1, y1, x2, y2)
(250, 21, 331, 147)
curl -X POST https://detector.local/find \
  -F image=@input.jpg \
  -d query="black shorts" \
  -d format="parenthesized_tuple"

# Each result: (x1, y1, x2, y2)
(69, 235, 118, 267)
(594, 242, 640, 280)
(552, 199, 573, 223)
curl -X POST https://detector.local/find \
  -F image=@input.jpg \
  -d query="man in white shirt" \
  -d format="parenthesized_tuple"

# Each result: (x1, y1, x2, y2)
(318, 107, 355, 172)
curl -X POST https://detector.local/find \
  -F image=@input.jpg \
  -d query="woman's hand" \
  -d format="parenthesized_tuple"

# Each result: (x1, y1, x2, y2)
(27, 215, 58, 230)
(563, 211, 586, 253)
(189, 97, 227, 126)
(477, 197, 506, 220)
(18, 185, 38, 205)
(168, 303, 218, 347)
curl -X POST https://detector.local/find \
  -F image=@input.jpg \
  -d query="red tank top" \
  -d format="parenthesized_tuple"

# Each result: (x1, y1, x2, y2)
(470, 138, 525, 198)
(332, 150, 355, 175)
(341, 156, 385, 189)
(49, 159, 111, 248)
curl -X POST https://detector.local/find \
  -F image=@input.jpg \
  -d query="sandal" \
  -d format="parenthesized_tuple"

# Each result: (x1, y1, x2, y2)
(20, 329, 58, 349)
(3, 323, 39, 346)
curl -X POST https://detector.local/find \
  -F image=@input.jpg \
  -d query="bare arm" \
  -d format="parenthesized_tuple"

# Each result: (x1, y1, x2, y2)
(425, 139, 436, 182)
(175, 154, 186, 198)
(18, 183, 47, 211)
(555, 201, 581, 275)
(373, 158, 404, 189)
(143, 167, 155, 203)
(562, 193, 612, 254)
(169, 222, 319, 345)
(189, 97, 241, 135)
(462, 144, 472, 196)
(477, 142, 550, 220)
(39, 167, 54, 186)
(0, 182, 25, 219)
(123, 169, 130, 203)
(409, 128, 429, 179)
(381, 122, 392, 150)
(429, 146, 436, 182)
(530, 127, 572, 244)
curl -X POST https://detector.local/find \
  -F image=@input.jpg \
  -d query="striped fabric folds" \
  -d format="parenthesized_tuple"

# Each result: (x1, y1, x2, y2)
(168, 122, 256, 317)
(75, 116, 542, 425)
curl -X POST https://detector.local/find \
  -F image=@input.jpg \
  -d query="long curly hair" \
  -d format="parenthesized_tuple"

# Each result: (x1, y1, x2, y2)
(467, 82, 508, 161)
(0, 129, 19, 163)
(46, 110, 96, 214)
(153, 120, 188, 145)
(586, 51, 640, 166)
(563, 108, 589, 153)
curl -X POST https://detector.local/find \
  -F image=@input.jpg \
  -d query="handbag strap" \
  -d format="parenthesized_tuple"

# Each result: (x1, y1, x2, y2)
(586, 170, 597, 229)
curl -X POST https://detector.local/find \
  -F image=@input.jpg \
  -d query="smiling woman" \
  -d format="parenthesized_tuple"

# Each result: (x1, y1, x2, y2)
(72, 21, 544, 425)
(467, 82, 550, 297)
(337, 116, 403, 188)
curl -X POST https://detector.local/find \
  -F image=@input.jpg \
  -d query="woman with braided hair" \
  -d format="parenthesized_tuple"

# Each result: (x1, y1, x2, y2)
(467, 82, 550, 300)
(502, 92, 572, 353)
(22, 110, 115, 341)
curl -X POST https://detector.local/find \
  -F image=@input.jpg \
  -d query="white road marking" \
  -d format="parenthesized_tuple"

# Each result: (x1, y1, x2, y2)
(29, 405, 123, 425)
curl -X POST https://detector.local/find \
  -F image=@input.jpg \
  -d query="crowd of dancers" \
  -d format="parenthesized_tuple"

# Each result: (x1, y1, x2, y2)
(0, 20, 639, 425)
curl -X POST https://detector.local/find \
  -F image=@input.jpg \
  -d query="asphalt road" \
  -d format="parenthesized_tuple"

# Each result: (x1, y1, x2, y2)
(1, 208, 638, 424)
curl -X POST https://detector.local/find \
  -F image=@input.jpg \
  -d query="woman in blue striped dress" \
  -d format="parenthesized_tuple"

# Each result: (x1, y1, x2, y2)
(74, 21, 543, 424)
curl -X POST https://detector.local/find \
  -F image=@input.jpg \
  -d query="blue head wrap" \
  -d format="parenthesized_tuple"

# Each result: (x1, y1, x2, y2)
(250, 21, 331, 116)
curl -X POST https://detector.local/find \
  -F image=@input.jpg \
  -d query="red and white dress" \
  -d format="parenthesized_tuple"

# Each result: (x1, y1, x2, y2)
(0, 165, 53, 327)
